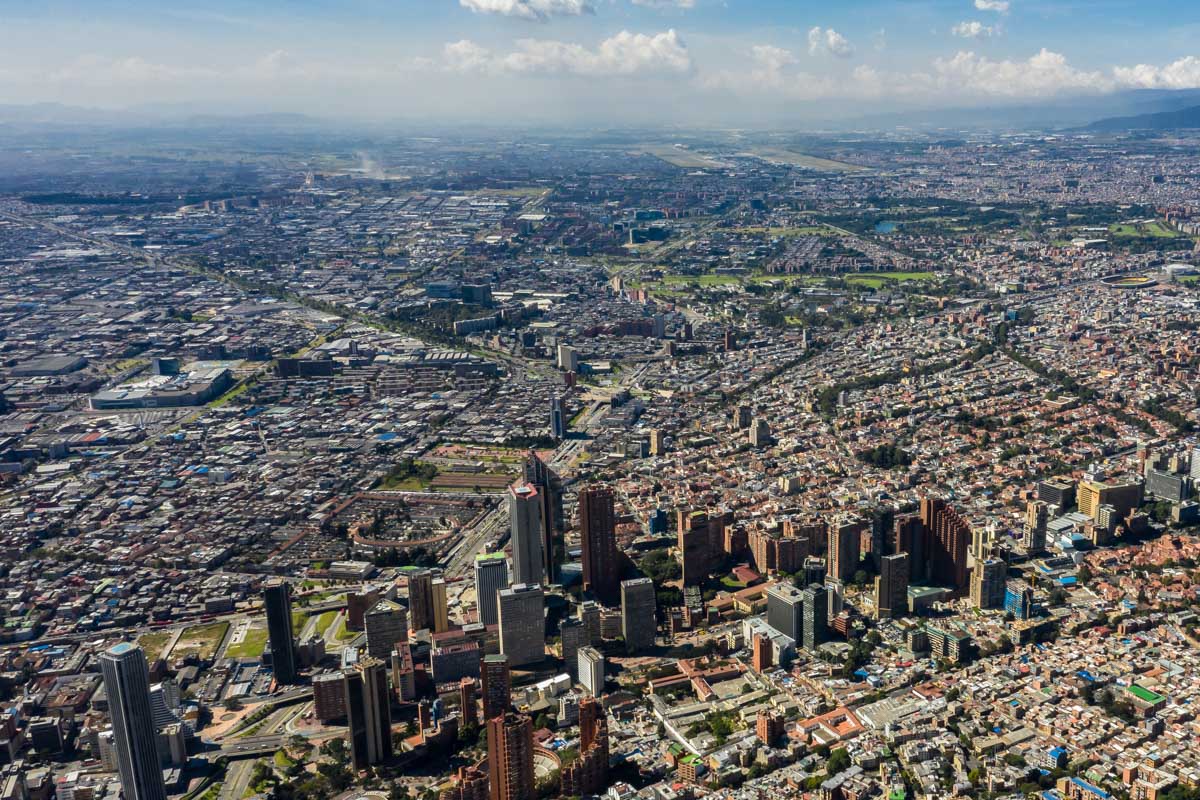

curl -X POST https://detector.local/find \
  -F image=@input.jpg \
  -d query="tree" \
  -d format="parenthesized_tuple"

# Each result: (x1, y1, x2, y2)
(826, 747, 851, 776)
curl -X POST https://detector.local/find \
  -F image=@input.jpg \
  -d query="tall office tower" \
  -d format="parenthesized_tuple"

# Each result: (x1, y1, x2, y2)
(1004, 583, 1034, 620)
(577, 647, 605, 696)
(649, 429, 665, 456)
(749, 418, 771, 447)
(765, 583, 805, 643)
(407, 569, 435, 633)
(508, 483, 544, 587)
(801, 583, 828, 652)
(474, 553, 510, 627)
(497, 584, 545, 667)
(364, 600, 408, 660)
(488, 714, 535, 800)
(579, 486, 619, 602)
(869, 505, 895, 569)
(875, 553, 909, 619)
(734, 405, 752, 430)
(828, 518, 863, 582)
(802, 556, 827, 588)
(920, 498, 970, 591)
(522, 452, 563, 581)
(1022, 500, 1049, 553)
(99, 643, 166, 800)
(431, 578, 449, 633)
(459, 678, 478, 728)
(893, 514, 928, 584)
(344, 657, 392, 768)
(560, 618, 586, 680)
(263, 581, 298, 685)
(620, 578, 657, 654)
(825, 577, 844, 621)
(550, 396, 566, 440)
(556, 344, 579, 372)
(480, 654, 512, 720)
(971, 558, 1008, 610)
(677, 509, 723, 586)
(561, 695, 609, 797)
(579, 601, 602, 646)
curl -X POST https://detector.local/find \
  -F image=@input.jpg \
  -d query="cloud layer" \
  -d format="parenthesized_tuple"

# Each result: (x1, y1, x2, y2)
(458, 0, 593, 21)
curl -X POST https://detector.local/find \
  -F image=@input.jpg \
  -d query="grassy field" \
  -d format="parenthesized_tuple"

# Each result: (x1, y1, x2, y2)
(845, 271, 936, 289)
(312, 610, 338, 638)
(170, 621, 230, 661)
(137, 630, 173, 658)
(1109, 221, 1178, 238)
(660, 274, 743, 287)
(225, 626, 269, 659)
(332, 616, 359, 643)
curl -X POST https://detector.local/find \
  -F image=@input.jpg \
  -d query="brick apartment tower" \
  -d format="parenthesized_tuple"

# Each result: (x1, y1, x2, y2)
(487, 713, 535, 800)
(920, 498, 970, 592)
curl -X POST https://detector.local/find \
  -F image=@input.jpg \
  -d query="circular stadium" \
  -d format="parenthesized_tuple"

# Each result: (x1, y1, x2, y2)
(1100, 275, 1157, 289)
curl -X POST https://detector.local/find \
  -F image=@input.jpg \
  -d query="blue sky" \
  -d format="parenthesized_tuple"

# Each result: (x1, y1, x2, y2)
(2, 0, 1200, 123)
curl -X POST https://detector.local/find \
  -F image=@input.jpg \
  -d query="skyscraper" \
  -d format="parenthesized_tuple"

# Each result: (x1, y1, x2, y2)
(1022, 500, 1048, 553)
(765, 583, 805, 643)
(364, 599, 407, 660)
(487, 713, 535, 800)
(481, 654, 511, 720)
(620, 578, 656, 654)
(344, 657, 392, 768)
(508, 483, 544, 587)
(801, 583, 828, 652)
(561, 696, 608, 797)
(550, 396, 566, 440)
(431, 578, 449, 633)
(560, 618, 586, 680)
(579, 486, 619, 602)
(407, 569, 436, 632)
(497, 584, 545, 667)
(971, 558, 1008, 610)
(523, 452, 563, 582)
(577, 646, 605, 696)
(100, 643, 166, 800)
(920, 498, 970, 591)
(875, 553, 909, 619)
(892, 514, 925, 583)
(830, 520, 859, 582)
(264, 581, 298, 685)
(474, 553, 510, 627)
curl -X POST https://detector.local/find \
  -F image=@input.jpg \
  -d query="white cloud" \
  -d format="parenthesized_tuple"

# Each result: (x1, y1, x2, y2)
(952, 21, 996, 39)
(807, 27, 854, 58)
(458, 0, 593, 21)
(631, 0, 696, 8)
(974, 0, 1010, 12)
(748, 44, 798, 86)
(1113, 56, 1200, 89)
(443, 39, 492, 72)
(934, 48, 1107, 96)
(446, 29, 691, 76)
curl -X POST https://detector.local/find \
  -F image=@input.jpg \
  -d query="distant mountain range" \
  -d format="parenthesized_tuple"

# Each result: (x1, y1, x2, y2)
(1085, 104, 1200, 131)
(841, 89, 1200, 131)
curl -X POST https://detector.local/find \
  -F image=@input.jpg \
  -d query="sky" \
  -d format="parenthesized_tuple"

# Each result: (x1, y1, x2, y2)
(2, 0, 1200, 126)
